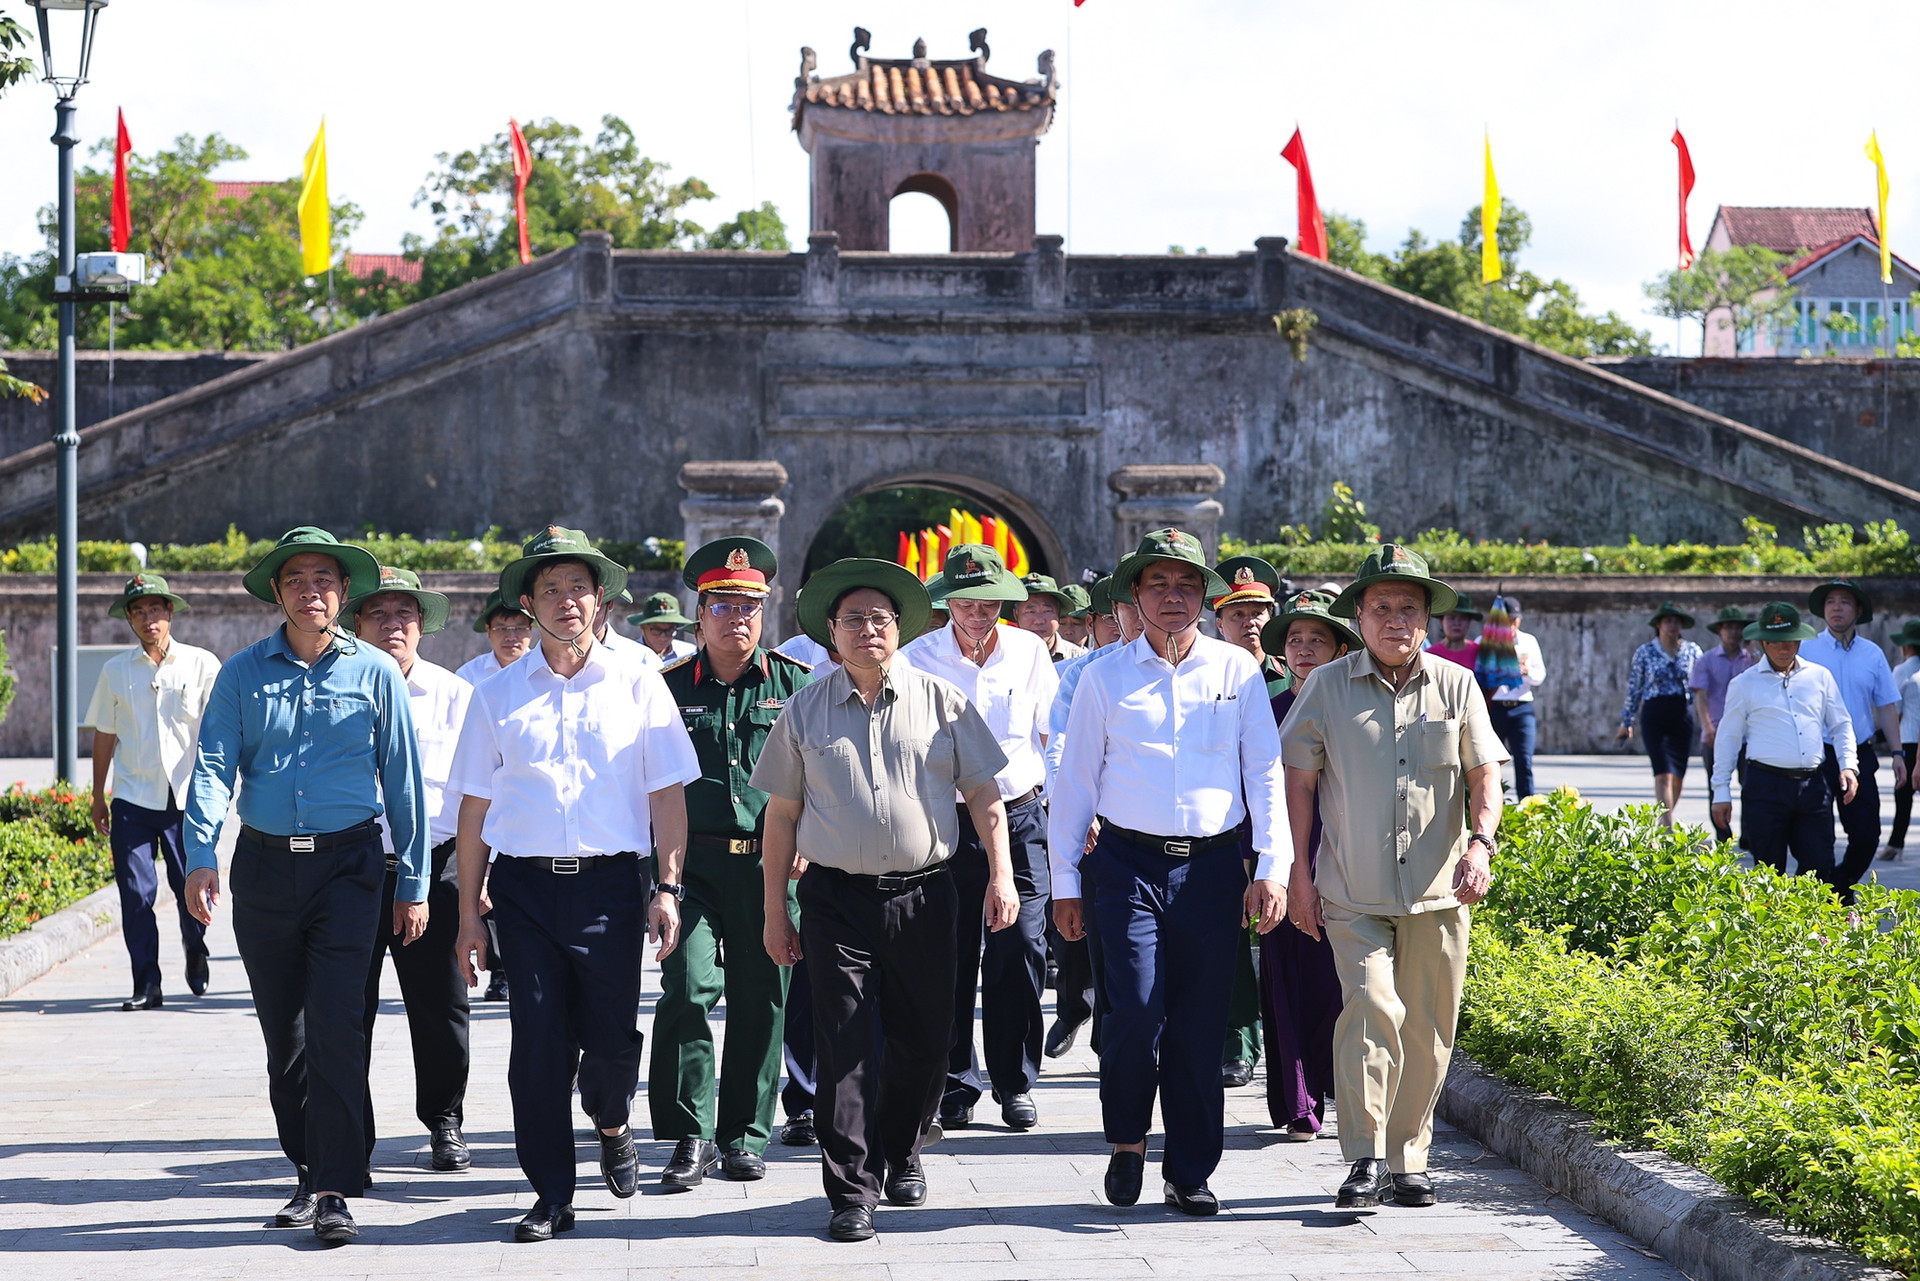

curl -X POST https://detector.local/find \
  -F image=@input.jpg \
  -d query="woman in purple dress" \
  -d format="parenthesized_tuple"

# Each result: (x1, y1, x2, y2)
(1257, 590, 1357, 1138)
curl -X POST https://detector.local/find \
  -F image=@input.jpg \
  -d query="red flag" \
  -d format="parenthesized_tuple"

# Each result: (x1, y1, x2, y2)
(1672, 128, 1695, 270)
(1279, 127, 1327, 261)
(509, 118, 533, 266)
(111, 109, 132, 253)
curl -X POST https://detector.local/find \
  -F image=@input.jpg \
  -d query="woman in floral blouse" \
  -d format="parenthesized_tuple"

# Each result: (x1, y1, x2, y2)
(1614, 601, 1705, 826)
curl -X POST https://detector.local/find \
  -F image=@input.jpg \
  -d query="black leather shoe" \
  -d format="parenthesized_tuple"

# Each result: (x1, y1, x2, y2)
(780, 1110, 816, 1146)
(999, 1092, 1038, 1130)
(313, 1194, 357, 1244)
(722, 1147, 765, 1181)
(1165, 1181, 1220, 1216)
(599, 1126, 639, 1198)
(1336, 1157, 1392, 1208)
(659, 1137, 719, 1190)
(1044, 1017, 1084, 1058)
(273, 1181, 317, 1227)
(938, 1097, 973, 1130)
(483, 971, 509, 1001)
(827, 1204, 876, 1242)
(1391, 1172, 1436, 1206)
(884, 1157, 927, 1206)
(1104, 1150, 1145, 1206)
(122, 984, 162, 1011)
(185, 950, 210, 996)
(431, 1124, 471, 1171)
(514, 1200, 575, 1242)
(1221, 1058, 1254, 1088)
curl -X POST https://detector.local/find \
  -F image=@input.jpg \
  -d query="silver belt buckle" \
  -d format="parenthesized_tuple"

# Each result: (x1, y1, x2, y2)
(289, 835, 316, 853)
(551, 856, 581, 875)
(1164, 839, 1193, 857)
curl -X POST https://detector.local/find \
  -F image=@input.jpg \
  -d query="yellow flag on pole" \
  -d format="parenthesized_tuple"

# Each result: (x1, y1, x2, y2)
(298, 120, 331, 276)
(1867, 131, 1892, 285)
(1481, 134, 1501, 285)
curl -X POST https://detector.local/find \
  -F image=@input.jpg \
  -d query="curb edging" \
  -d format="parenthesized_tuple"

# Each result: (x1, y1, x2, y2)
(1440, 1055, 1901, 1281)
(0, 880, 141, 999)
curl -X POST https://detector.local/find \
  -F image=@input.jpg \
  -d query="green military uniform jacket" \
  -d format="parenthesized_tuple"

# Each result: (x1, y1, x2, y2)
(1261, 655, 1291, 699)
(662, 646, 815, 838)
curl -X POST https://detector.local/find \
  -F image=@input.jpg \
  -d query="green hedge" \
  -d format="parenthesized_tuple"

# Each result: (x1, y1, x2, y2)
(0, 784, 113, 939)
(0, 526, 685, 575)
(1471, 791, 1920, 1270)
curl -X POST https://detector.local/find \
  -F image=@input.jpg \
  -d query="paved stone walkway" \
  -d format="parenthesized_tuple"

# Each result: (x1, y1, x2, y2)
(1, 883, 1686, 1280)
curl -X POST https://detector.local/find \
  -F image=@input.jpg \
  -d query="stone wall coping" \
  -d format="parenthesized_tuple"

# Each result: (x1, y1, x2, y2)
(678, 460, 791, 497)
(1108, 463, 1227, 497)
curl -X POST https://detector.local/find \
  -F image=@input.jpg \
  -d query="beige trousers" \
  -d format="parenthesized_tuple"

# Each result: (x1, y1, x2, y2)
(1322, 903, 1470, 1172)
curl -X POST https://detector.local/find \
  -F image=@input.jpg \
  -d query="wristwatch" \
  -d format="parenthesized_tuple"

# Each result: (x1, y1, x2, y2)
(1467, 833, 1496, 857)
(653, 882, 687, 902)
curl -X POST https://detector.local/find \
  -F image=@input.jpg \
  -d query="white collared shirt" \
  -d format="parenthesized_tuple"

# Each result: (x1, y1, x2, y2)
(1897, 655, 1920, 743)
(1047, 632, 1291, 898)
(1712, 657, 1857, 803)
(378, 658, 471, 850)
(454, 651, 507, 687)
(653, 637, 697, 663)
(83, 641, 222, 811)
(600, 628, 661, 669)
(448, 639, 701, 857)
(904, 622, 1059, 800)
(1488, 630, 1546, 703)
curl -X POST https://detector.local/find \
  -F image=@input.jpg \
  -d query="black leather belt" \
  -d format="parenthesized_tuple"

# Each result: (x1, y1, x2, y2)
(511, 852, 639, 875)
(241, 819, 378, 853)
(691, 833, 761, 855)
(819, 860, 950, 892)
(1749, 760, 1818, 781)
(959, 785, 1042, 814)
(1097, 818, 1239, 858)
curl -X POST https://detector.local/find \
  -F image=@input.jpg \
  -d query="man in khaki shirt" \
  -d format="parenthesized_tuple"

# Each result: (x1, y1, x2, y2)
(1280, 545, 1505, 1211)
(753, 558, 1017, 1244)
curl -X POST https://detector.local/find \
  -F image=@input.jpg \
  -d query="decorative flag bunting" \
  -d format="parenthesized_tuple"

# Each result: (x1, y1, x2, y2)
(896, 508, 1030, 580)
(510, 118, 533, 266)
(1672, 128, 1695, 270)
(1480, 135, 1501, 285)
(110, 109, 132, 254)
(297, 120, 330, 276)
(1867, 131, 1892, 285)
(1280, 127, 1327, 261)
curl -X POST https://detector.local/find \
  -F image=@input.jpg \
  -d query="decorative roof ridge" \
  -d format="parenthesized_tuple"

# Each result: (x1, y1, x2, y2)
(792, 27, 1056, 120)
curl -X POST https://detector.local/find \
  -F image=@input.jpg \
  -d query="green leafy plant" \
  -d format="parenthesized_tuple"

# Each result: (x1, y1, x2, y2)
(0, 629, 14, 726)
(0, 784, 113, 938)
(0, 526, 684, 574)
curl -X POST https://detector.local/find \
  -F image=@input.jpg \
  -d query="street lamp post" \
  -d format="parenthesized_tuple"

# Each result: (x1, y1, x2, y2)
(28, 0, 107, 786)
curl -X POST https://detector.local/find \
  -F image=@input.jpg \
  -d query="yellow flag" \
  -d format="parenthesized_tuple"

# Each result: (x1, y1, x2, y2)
(298, 120, 331, 277)
(1481, 134, 1501, 285)
(1867, 131, 1891, 285)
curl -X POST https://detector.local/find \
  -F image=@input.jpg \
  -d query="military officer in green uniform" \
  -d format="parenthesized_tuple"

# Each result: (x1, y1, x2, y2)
(648, 536, 815, 1188)
(1211, 554, 1286, 1087)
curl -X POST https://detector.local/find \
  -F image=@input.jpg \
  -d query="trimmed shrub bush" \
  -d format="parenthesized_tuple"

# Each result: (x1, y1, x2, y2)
(0, 786, 113, 937)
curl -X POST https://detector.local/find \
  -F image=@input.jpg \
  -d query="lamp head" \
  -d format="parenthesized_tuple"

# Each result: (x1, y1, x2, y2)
(27, 0, 107, 101)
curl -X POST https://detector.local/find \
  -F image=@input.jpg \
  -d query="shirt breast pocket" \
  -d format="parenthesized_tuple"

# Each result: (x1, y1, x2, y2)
(321, 693, 376, 743)
(1417, 719, 1461, 771)
(982, 687, 1032, 740)
(1188, 699, 1238, 754)
(805, 743, 858, 809)
(908, 735, 957, 800)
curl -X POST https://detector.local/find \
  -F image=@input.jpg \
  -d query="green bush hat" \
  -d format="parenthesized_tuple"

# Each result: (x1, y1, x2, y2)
(1110, 529, 1230, 600)
(1261, 587, 1361, 655)
(1061, 583, 1093, 617)
(1443, 591, 1482, 620)
(1808, 579, 1873, 625)
(471, 588, 529, 633)
(107, 572, 190, 619)
(497, 525, 629, 607)
(1703, 604, 1755, 633)
(627, 590, 695, 628)
(1647, 600, 1695, 629)
(797, 558, 933, 649)
(242, 526, 382, 604)
(1891, 619, 1920, 647)
(682, 535, 778, 597)
(345, 564, 450, 634)
(1210, 555, 1280, 611)
(1011, 572, 1075, 613)
(1745, 601, 1818, 642)
(932, 544, 1028, 604)
(1086, 575, 1116, 615)
(1329, 543, 1457, 619)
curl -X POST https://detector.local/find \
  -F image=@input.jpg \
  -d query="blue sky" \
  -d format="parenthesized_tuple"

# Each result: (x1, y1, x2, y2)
(2, 0, 1916, 354)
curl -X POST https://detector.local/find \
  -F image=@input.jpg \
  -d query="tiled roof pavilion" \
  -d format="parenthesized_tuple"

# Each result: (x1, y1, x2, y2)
(791, 28, 1055, 128)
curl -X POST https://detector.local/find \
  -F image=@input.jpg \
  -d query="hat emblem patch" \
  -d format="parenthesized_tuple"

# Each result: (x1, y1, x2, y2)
(726, 548, 751, 572)
(963, 557, 982, 577)
(1233, 567, 1255, 587)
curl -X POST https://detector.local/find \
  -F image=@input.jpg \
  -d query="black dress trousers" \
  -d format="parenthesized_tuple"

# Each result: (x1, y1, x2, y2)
(798, 861, 957, 1211)
(1828, 741, 1882, 895)
(944, 796, 1050, 1106)
(229, 823, 387, 1197)
(362, 837, 470, 1159)
(1743, 764, 1837, 883)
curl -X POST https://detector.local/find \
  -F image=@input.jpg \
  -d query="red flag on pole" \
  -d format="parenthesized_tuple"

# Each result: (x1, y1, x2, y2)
(509, 118, 533, 266)
(111, 109, 132, 253)
(1672, 128, 1695, 270)
(1280, 127, 1327, 261)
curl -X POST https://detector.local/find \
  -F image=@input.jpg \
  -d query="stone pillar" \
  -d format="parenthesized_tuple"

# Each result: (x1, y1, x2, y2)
(805, 231, 840, 307)
(1031, 234, 1065, 309)
(678, 460, 790, 630)
(1108, 464, 1227, 564)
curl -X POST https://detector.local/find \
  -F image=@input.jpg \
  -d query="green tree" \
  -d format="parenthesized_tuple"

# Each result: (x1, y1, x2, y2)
(0, 5, 34, 97)
(1644, 245, 1796, 355)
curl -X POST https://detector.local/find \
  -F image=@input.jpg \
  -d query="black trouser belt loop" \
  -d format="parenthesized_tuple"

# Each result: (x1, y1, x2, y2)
(822, 860, 950, 892)
(240, 819, 379, 853)
(1097, 818, 1239, 858)
(513, 852, 639, 875)
(1749, 760, 1818, 781)
(689, 833, 762, 855)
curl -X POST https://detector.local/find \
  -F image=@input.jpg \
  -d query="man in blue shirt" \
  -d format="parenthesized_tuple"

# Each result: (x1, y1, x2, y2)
(1803, 580, 1909, 898)
(182, 527, 428, 1246)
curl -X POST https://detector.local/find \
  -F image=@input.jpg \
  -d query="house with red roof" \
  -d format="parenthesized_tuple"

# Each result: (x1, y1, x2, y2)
(1702, 206, 1920, 356)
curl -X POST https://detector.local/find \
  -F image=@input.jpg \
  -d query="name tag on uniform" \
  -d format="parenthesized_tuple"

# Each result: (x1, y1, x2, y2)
(679, 705, 710, 717)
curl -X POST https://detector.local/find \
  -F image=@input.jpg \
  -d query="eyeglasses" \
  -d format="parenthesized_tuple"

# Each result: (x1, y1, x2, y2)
(833, 610, 898, 633)
(489, 622, 534, 638)
(705, 601, 763, 619)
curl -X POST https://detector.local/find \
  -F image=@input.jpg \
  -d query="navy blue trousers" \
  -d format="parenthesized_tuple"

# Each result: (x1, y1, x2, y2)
(1828, 742, 1882, 897)
(1743, 765, 1836, 884)
(109, 796, 206, 994)
(1488, 702, 1537, 798)
(946, 795, 1051, 1105)
(1089, 829, 1243, 1187)
(489, 854, 645, 1208)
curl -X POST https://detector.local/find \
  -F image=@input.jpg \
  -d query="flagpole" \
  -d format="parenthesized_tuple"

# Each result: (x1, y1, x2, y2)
(107, 301, 115, 417)
(327, 267, 335, 334)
